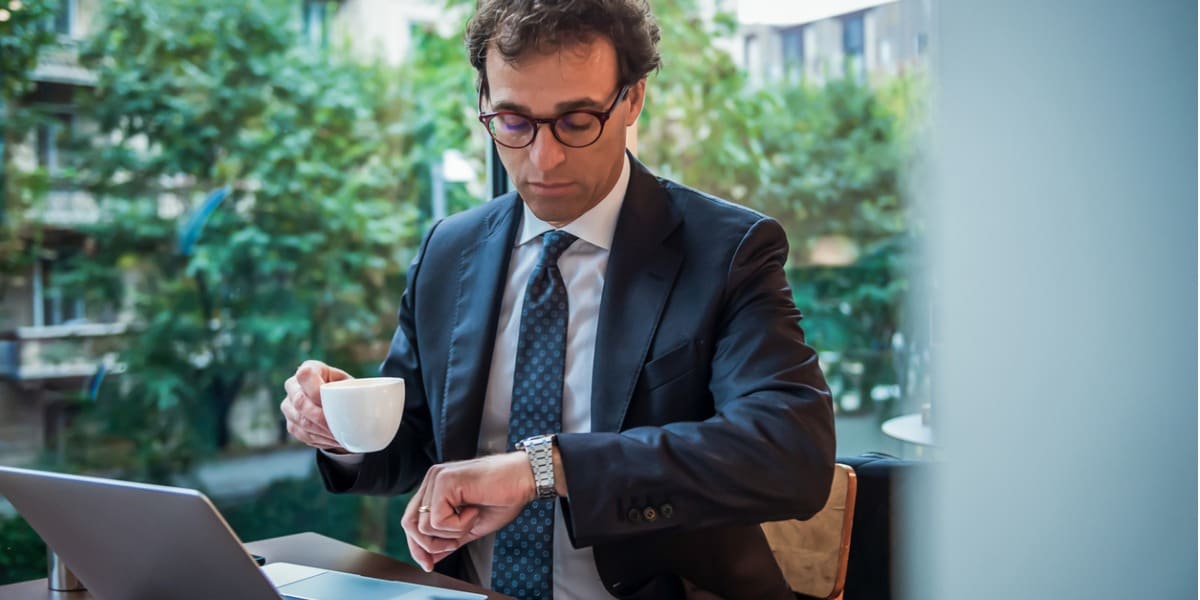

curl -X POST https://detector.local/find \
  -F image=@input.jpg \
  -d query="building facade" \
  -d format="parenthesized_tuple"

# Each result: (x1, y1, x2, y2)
(732, 0, 932, 86)
(0, 0, 450, 465)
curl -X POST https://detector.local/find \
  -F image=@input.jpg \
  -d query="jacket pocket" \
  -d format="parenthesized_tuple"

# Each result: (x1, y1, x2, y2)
(641, 340, 696, 391)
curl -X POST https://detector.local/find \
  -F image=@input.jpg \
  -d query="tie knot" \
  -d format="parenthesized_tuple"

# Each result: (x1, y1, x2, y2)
(540, 230, 577, 262)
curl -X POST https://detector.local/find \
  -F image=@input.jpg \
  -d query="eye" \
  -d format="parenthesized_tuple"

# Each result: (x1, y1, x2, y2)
(495, 113, 532, 133)
(558, 112, 598, 132)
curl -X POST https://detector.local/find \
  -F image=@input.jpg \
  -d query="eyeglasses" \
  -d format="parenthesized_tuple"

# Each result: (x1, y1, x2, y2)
(478, 84, 630, 149)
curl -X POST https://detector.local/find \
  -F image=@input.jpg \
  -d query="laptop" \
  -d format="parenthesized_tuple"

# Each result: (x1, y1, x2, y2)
(0, 466, 486, 600)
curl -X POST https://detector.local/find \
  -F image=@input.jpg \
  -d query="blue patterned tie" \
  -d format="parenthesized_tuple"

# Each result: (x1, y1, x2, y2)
(491, 230, 577, 600)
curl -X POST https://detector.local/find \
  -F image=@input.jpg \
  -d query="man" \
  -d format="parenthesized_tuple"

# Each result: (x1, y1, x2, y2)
(281, 1, 835, 598)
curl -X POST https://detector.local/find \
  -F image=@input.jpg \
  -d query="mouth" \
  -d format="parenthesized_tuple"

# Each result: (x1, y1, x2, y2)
(527, 181, 574, 197)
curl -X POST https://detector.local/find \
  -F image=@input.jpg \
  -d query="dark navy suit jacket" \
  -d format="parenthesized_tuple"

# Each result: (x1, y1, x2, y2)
(318, 156, 836, 599)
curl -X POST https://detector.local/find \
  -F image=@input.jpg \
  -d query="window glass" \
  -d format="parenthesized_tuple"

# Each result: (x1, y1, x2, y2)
(0, 0, 931, 586)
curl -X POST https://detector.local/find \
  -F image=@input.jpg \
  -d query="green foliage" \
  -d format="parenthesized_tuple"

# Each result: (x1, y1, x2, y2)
(393, 21, 486, 221)
(0, 0, 926, 586)
(641, 1, 752, 192)
(0, 514, 46, 585)
(218, 474, 360, 546)
(0, 0, 58, 306)
(642, 0, 925, 411)
(645, 1, 918, 260)
(0, 0, 57, 102)
(61, 0, 430, 478)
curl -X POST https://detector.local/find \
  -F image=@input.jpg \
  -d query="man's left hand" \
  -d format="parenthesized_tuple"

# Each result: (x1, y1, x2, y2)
(402, 452, 536, 572)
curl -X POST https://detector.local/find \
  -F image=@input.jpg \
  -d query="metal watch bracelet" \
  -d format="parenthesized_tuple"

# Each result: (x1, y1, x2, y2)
(516, 434, 557, 499)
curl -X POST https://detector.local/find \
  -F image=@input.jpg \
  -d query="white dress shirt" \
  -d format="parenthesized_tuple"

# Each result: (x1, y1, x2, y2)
(327, 154, 630, 599)
(466, 155, 629, 599)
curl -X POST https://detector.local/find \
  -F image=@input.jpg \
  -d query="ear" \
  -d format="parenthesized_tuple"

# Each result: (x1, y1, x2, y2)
(624, 78, 647, 127)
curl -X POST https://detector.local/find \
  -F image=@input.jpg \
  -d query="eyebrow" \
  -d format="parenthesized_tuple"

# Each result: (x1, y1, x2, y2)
(488, 95, 608, 114)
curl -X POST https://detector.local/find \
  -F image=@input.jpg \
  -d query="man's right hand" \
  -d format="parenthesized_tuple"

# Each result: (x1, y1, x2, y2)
(281, 360, 353, 452)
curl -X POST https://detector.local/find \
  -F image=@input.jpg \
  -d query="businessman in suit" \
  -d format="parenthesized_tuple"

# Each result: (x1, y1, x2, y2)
(281, 1, 835, 598)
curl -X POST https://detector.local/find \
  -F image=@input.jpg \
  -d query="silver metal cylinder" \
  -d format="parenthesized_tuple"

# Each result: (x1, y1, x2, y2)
(47, 549, 85, 592)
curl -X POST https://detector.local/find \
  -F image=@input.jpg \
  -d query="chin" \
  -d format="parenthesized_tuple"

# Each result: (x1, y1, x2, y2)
(523, 197, 586, 226)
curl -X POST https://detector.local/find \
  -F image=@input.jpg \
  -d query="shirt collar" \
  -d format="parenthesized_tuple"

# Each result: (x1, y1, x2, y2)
(516, 153, 630, 251)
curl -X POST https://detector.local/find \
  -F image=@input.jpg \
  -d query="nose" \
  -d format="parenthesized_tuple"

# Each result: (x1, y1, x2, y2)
(527, 125, 566, 172)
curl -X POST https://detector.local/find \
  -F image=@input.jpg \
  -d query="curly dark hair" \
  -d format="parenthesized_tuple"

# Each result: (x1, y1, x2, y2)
(466, 0, 661, 94)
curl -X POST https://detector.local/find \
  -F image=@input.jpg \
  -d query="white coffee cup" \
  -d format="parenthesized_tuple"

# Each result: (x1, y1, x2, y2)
(320, 377, 405, 453)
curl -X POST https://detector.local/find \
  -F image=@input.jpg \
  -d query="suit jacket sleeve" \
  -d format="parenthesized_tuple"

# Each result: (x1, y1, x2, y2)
(556, 217, 836, 548)
(316, 222, 440, 496)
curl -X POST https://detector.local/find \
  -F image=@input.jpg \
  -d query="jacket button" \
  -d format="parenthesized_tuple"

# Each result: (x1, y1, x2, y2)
(642, 507, 657, 522)
(627, 508, 642, 523)
(661, 503, 674, 519)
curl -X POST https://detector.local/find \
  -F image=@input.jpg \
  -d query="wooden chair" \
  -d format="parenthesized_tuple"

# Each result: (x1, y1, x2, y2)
(761, 463, 858, 600)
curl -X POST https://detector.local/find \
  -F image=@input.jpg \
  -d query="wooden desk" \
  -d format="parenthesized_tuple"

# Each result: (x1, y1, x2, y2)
(0, 532, 508, 599)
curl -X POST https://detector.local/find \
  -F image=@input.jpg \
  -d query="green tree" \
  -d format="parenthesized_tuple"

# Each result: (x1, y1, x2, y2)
(0, 514, 45, 585)
(640, 0, 924, 412)
(0, 0, 58, 310)
(0, 0, 57, 101)
(393, 20, 487, 224)
(64, 0, 424, 478)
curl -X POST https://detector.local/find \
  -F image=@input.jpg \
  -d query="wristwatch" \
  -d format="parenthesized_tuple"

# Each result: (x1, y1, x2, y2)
(515, 434, 557, 499)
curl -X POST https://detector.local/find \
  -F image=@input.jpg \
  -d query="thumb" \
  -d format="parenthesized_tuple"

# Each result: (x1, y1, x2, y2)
(312, 366, 354, 407)
(448, 505, 481, 532)
(325, 365, 353, 382)
(297, 361, 352, 406)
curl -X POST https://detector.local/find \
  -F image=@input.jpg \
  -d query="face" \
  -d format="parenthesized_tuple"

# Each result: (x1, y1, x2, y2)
(482, 36, 646, 227)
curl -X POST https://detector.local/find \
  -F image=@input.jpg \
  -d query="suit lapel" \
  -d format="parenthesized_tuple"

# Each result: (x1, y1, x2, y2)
(591, 157, 683, 433)
(439, 195, 521, 461)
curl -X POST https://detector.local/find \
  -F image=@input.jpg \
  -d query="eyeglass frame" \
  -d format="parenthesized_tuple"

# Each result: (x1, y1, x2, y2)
(477, 83, 631, 149)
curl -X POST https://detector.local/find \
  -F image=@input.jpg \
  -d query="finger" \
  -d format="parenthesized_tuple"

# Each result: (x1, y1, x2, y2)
(424, 472, 471, 538)
(418, 468, 466, 539)
(295, 401, 334, 439)
(296, 361, 354, 407)
(447, 506, 482, 544)
(281, 401, 340, 449)
(280, 397, 305, 431)
(402, 473, 429, 530)
(303, 429, 342, 449)
(298, 359, 330, 375)
(299, 359, 351, 384)
(281, 391, 335, 441)
(284, 419, 342, 450)
(406, 472, 461, 555)
(284, 374, 330, 433)
(296, 364, 327, 404)
(403, 477, 445, 571)
(406, 533, 434, 573)
(287, 380, 334, 437)
(455, 505, 480, 525)
(284, 375, 301, 399)
(324, 365, 353, 385)
(410, 529, 460, 556)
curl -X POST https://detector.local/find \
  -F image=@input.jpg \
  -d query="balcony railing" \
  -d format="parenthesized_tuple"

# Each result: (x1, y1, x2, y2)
(39, 187, 101, 228)
(0, 322, 126, 382)
(31, 38, 96, 86)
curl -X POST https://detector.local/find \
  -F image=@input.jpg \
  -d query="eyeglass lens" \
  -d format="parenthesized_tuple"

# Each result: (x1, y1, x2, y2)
(488, 112, 604, 148)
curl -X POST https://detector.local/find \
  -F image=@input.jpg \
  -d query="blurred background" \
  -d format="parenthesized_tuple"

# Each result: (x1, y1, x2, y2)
(3, 0, 1194, 596)
(0, 0, 935, 581)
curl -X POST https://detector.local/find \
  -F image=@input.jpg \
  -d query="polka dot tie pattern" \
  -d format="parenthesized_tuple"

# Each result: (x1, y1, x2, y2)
(490, 230, 577, 600)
